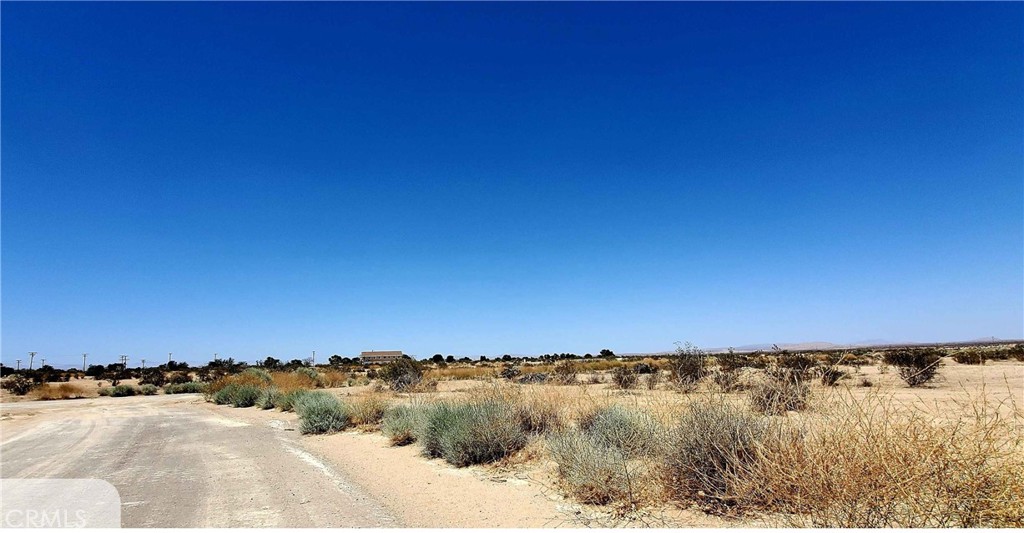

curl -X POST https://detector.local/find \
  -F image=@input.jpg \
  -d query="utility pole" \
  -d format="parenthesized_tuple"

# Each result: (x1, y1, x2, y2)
(312, 350, 316, 366)
(83, 353, 88, 372)
(28, 352, 37, 370)
(40, 358, 46, 368)
(168, 353, 172, 365)
(16, 360, 21, 371)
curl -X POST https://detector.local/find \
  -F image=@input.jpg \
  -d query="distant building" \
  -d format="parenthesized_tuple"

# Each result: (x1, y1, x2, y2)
(360, 350, 404, 364)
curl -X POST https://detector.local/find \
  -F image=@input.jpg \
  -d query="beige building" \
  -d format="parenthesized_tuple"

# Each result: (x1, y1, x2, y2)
(360, 350, 405, 364)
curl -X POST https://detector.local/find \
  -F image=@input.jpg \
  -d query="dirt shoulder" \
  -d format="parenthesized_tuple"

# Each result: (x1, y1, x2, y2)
(209, 401, 733, 528)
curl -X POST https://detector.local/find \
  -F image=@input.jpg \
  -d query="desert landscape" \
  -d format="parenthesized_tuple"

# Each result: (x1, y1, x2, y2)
(3, 344, 1022, 527)
(3, 2, 1021, 529)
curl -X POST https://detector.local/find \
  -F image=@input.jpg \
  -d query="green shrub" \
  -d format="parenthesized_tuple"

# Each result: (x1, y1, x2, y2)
(665, 399, 774, 503)
(110, 384, 138, 397)
(416, 400, 527, 467)
(97, 387, 113, 396)
(1010, 344, 1024, 362)
(273, 389, 317, 412)
(139, 368, 167, 387)
(578, 405, 662, 458)
(548, 429, 656, 506)
(256, 387, 278, 409)
(952, 349, 986, 365)
(547, 406, 666, 507)
(382, 404, 426, 445)
(243, 367, 274, 383)
(139, 384, 159, 395)
(212, 383, 262, 407)
(294, 391, 352, 434)
(163, 382, 206, 394)
(378, 359, 424, 391)
(293, 366, 320, 384)
(884, 348, 942, 387)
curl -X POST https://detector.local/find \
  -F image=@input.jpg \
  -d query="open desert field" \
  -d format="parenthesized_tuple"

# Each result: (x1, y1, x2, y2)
(3, 351, 1022, 528)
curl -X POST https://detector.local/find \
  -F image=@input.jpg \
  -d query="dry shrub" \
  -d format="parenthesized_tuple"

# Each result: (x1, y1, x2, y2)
(34, 383, 88, 400)
(664, 398, 777, 505)
(466, 384, 566, 435)
(818, 366, 847, 386)
(551, 361, 579, 385)
(666, 342, 710, 391)
(205, 372, 269, 399)
(711, 369, 742, 392)
(748, 372, 810, 415)
(644, 371, 662, 390)
(611, 365, 639, 389)
(734, 391, 1024, 527)
(350, 394, 389, 426)
(884, 348, 942, 387)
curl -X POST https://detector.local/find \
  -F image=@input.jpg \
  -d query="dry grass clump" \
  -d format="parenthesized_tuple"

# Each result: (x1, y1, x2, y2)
(349, 394, 389, 427)
(733, 391, 1024, 527)
(426, 366, 495, 381)
(578, 359, 625, 372)
(318, 370, 350, 388)
(548, 404, 667, 509)
(270, 370, 318, 392)
(33, 383, 89, 400)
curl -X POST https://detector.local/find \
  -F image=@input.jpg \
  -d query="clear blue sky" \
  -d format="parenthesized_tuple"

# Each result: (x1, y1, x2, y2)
(3, 3, 1022, 367)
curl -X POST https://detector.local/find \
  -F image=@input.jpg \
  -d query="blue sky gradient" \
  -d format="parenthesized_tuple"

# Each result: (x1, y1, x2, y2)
(3, 3, 1022, 367)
